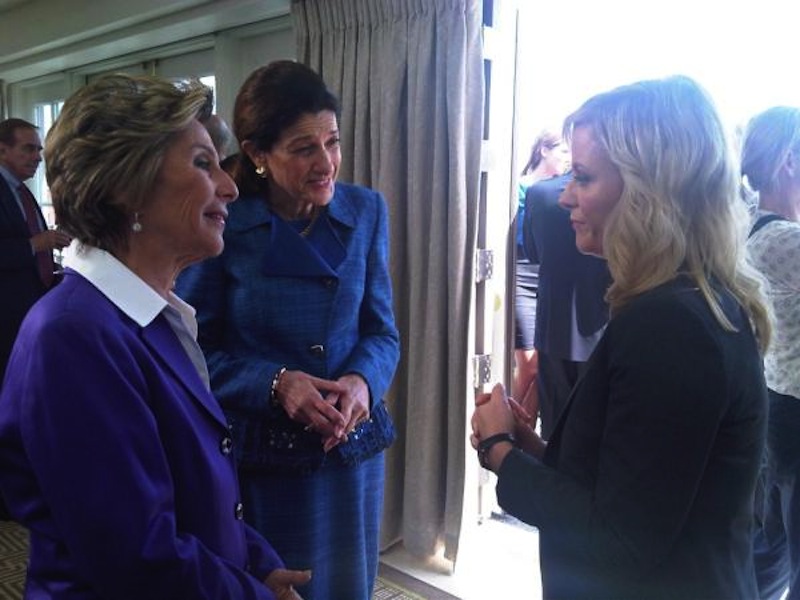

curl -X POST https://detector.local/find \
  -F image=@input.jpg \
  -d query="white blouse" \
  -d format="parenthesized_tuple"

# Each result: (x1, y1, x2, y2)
(747, 212, 800, 400)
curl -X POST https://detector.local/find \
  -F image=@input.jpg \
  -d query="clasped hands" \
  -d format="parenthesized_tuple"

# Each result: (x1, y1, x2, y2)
(470, 383, 547, 472)
(274, 370, 369, 452)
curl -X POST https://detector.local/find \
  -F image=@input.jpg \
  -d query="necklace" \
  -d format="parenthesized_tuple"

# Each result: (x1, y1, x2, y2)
(299, 209, 320, 237)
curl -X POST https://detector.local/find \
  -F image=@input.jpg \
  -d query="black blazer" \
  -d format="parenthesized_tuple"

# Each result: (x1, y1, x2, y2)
(0, 175, 47, 382)
(523, 174, 610, 360)
(496, 276, 767, 599)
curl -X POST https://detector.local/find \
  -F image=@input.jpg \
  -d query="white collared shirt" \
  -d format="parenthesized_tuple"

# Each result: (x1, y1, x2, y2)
(63, 242, 210, 389)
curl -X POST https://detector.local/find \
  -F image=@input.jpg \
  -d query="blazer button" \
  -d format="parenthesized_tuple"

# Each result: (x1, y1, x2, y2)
(309, 344, 325, 356)
(234, 502, 244, 520)
(220, 436, 233, 455)
(323, 277, 337, 288)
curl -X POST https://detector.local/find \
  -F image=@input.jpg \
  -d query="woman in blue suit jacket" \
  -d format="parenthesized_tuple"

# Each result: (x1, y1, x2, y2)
(0, 74, 307, 599)
(176, 62, 400, 600)
(471, 76, 771, 599)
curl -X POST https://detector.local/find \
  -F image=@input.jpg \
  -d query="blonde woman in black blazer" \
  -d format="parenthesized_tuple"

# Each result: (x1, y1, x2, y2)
(472, 76, 771, 599)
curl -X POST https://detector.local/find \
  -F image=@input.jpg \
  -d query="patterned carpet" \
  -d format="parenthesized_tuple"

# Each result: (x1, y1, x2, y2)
(373, 574, 429, 600)
(0, 521, 453, 600)
(0, 522, 26, 600)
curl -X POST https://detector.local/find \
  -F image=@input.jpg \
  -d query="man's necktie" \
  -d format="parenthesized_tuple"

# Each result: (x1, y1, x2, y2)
(18, 183, 55, 288)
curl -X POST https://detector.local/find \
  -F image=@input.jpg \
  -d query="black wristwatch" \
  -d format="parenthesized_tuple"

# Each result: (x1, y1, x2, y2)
(477, 432, 516, 469)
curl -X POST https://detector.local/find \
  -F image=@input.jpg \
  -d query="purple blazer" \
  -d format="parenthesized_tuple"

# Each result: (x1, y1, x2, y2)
(0, 270, 284, 599)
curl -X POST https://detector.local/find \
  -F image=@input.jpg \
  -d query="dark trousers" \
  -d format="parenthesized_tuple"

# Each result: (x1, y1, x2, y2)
(754, 389, 800, 600)
(536, 352, 589, 440)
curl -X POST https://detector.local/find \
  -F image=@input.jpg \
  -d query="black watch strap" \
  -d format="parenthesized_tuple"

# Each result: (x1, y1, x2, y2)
(477, 432, 515, 469)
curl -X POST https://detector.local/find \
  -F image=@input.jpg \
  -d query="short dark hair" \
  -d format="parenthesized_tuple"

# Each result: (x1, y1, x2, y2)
(233, 60, 340, 196)
(0, 118, 38, 146)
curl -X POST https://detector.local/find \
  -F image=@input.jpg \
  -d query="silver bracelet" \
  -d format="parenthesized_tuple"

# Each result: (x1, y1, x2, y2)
(270, 366, 287, 406)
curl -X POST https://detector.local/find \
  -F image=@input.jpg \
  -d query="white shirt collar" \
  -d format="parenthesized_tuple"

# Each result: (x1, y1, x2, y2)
(62, 241, 196, 330)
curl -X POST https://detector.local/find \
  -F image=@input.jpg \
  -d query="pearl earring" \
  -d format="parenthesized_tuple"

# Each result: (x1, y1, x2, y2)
(132, 213, 143, 233)
(255, 165, 268, 178)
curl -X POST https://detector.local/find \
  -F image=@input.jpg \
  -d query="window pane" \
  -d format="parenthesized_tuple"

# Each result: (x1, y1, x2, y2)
(33, 100, 63, 227)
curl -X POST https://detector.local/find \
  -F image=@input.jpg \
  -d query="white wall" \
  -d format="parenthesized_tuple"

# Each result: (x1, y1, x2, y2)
(0, 0, 291, 81)
(0, 0, 295, 124)
(0, 0, 297, 211)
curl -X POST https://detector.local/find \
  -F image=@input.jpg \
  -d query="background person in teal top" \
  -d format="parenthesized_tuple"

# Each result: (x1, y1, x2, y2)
(512, 130, 570, 427)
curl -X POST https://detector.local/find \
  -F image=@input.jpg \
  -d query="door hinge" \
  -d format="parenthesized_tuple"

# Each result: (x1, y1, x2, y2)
(472, 354, 492, 389)
(475, 248, 494, 283)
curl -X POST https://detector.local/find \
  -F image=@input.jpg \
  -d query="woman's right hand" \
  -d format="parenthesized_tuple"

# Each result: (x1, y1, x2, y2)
(273, 370, 347, 441)
(264, 568, 312, 599)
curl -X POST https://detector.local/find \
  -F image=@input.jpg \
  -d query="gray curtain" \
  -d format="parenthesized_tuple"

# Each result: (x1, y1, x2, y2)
(291, 0, 483, 564)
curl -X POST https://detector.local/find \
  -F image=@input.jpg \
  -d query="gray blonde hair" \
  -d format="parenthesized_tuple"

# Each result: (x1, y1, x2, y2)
(46, 74, 212, 252)
(741, 106, 800, 194)
(565, 75, 770, 349)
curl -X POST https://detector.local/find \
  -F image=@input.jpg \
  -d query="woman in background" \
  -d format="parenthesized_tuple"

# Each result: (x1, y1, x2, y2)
(472, 75, 770, 599)
(177, 61, 400, 600)
(0, 74, 307, 599)
(742, 106, 800, 600)
(512, 130, 570, 426)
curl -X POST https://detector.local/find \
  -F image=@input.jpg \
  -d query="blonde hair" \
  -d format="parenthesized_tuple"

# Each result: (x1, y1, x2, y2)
(741, 106, 800, 194)
(565, 75, 770, 350)
(46, 74, 212, 253)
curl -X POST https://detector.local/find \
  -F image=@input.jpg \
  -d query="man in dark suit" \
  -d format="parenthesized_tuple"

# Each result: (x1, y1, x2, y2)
(1, 118, 70, 520)
(523, 173, 610, 438)
(0, 119, 70, 389)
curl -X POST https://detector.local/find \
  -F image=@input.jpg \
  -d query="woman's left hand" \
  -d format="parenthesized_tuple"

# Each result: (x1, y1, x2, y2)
(321, 374, 370, 452)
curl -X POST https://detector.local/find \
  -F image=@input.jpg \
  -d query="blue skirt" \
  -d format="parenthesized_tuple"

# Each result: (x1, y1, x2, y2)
(515, 254, 539, 350)
(239, 453, 384, 600)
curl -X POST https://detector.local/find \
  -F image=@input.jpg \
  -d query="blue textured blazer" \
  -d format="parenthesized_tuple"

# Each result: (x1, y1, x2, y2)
(176, 182, 400, 471)
(0, 272, 284, 599)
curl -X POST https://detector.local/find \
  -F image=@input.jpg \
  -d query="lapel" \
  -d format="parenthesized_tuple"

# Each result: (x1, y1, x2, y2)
(140, 314, 228, 429)
(231, 189, 357, 278)
(542, 365, 589, 467)
(262, 212, 339, 277)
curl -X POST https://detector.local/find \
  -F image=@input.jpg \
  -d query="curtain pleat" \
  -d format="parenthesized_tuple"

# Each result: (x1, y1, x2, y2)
(292, 0, 483, 565)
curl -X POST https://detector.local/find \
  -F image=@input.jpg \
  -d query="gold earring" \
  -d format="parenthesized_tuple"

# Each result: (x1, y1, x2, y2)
(255, 165, 268, 178)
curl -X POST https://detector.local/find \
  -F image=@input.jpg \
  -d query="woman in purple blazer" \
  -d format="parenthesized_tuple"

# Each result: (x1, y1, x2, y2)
(0, 74, 307, 599)
(176, 61, 400, 600)
(471, 76, 771, 599)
